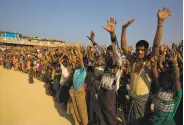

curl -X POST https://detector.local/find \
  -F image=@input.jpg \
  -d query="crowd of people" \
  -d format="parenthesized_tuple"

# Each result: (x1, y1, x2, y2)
(0, 8, 183, 125)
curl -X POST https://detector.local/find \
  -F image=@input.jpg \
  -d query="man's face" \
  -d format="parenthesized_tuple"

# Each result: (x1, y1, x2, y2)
(90, 47, 95, 53)
(160, 72, 173, 90)
(106, 49, 113, 57)
(136, 46, 147, 59)
(75, 59, 81, 69)
(97, 57, 103, 66)
(106, 49, 113, 65)
(62, 59, 68, 67)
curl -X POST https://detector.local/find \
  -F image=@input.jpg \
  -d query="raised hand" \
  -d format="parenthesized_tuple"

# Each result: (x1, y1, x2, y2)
(127, 46, 133, 53)
(81, 45, 87, 56)
(122, 18, 135, 28)
(167, 51, 179, 64)
(160, 44, 167, 54)
(157, 8, 172, 21)
(172, 43, 177, 50)
(102, 17, 117, 34)
(177, 52, 183, 61)
(87, 30, 95, 41)
(74, 42, 81, 50)
(74, 42, 84, 59)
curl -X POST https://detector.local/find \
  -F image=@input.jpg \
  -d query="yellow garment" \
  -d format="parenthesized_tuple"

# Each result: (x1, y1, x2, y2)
(51, 69, 56, 80)
(67, 97, 81, 125)
(27, 61, 31, 70)
(67, 88, 88, 125)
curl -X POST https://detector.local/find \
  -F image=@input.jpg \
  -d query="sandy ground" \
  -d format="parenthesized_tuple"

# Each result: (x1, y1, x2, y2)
(0, 66, 73, 125)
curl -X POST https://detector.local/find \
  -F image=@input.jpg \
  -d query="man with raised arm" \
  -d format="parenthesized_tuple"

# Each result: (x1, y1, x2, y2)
(86, 17, 122, 125)
(121, 8, 172, 124)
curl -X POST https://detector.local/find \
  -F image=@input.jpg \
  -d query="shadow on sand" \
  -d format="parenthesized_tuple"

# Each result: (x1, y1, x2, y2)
(53, 97, 74, 125)
(43, 82, 74, 124)
(52, 97, 74, 125)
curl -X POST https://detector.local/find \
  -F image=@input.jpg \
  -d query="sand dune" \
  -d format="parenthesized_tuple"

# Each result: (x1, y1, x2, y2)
(0, 66, 73, 125)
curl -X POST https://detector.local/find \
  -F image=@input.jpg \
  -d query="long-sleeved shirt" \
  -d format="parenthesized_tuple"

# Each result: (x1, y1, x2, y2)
(92, 35, 122, 92)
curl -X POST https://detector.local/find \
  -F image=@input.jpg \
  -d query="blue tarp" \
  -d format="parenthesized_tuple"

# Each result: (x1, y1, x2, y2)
(3, 32, 18, 39)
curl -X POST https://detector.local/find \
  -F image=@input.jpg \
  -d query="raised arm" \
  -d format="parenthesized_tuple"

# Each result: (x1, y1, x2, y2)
(102, 17, 122, 66)
(87, 30, 106, 58)
(87, 46, 95, 62)
(152, 8, 172, 57)
(102, 17, 117, 43)
(102, 17, 122, 91)
(150, 56, 159, 87)
(168, 51, 181, 92)
(74, 42, 84, 69)
(158, 44, 167, 71)
(121, 18, 135, 63)
(177, 53, 183, 63)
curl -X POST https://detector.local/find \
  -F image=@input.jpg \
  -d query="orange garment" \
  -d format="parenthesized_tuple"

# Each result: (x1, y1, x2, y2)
(27, 61, 31, 70)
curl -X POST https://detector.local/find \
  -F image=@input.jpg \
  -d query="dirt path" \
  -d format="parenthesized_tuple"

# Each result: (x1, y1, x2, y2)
(0, 66, 73, 125)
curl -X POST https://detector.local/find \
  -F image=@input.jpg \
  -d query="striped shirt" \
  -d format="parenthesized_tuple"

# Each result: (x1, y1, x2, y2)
(152, 89, 182, 124)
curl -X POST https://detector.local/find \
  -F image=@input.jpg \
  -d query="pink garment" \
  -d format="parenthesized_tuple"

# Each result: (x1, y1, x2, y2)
(38, 65, 43, 73)
(83, 83, 87, 89)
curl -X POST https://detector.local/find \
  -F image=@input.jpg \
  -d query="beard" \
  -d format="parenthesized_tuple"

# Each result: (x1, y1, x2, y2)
(106, 56, 113, 66)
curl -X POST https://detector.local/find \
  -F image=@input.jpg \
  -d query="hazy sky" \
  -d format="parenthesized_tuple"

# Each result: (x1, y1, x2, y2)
(0, 0, 183, 47)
